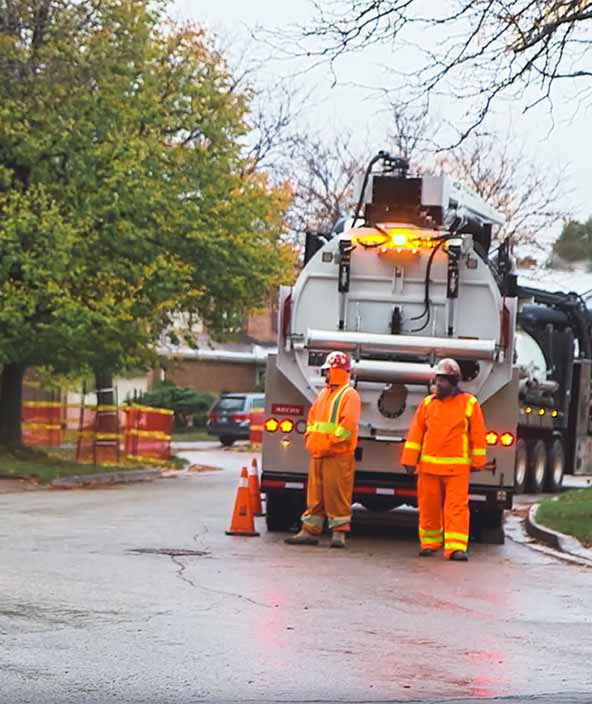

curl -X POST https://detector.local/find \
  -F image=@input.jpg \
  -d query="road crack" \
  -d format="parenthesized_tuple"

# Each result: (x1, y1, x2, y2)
(169, 555, 272, 607)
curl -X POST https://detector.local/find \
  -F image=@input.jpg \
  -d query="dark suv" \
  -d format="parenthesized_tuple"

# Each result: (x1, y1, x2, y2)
(206, 393, 265, 447)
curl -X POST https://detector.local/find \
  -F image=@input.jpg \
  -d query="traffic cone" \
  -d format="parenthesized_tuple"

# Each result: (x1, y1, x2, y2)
(248, 457, 264, 517)
(226, 467, 260, 537)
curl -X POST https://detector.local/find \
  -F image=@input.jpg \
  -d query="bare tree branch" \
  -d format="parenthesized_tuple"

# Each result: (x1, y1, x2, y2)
(280, 131, 366, 238)
(434, 131, 571, 257)
(281, 0, 592, 141)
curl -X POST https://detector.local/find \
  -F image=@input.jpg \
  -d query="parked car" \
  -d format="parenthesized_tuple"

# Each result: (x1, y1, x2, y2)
(206, 393, 265, 446)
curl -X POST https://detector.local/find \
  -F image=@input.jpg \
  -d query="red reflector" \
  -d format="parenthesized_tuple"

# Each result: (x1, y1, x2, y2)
(281, 293, 292, 340)
(396, 489, 417, 498)
(261, 479, 285, 489)
(354, 486, 375, 495)
(500, 432, 515, 447)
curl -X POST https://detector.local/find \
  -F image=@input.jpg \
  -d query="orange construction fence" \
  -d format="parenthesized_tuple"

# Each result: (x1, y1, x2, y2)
(22, 401, 173, 465)
(249, 407, 264, 448)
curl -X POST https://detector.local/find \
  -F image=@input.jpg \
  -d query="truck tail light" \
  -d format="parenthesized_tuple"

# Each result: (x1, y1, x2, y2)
(279, 419, 294, 433)
(486, 431, 498, 446)
(264, 418, 279, 432)
(486, 431, 515, 447)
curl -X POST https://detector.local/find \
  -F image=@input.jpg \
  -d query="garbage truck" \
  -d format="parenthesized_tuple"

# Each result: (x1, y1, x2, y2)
(259, 151, 591, 543)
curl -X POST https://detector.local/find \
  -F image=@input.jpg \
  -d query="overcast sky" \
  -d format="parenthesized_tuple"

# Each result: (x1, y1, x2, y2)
(174, 0, 591, 225)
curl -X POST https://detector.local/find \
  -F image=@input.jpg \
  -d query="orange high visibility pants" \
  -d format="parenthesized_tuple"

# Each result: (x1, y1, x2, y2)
(417, 472, 470, 558)
(301, 455, 355, 535)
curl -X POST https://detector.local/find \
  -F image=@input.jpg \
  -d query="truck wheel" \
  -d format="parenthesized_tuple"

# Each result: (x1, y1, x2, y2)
(265, 492, 302, 532)
(219, 436, 235, 447)
(514, 438, 528, 494)
(546, 438, 565, 493)
(527, 439, 547, 494)
(472, 509, 505, 545)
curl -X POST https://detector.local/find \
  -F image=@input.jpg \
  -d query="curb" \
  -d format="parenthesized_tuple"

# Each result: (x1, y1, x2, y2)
(51, 469, 162, 488)
(526, 503, 592, 563)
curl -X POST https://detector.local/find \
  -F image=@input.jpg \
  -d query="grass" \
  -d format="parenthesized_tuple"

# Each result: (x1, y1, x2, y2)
(0, 447, 188, 485)
(537, 488, 592, 546)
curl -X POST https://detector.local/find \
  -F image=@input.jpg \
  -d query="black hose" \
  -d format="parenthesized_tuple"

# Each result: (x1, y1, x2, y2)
(351, 152, 388, 227)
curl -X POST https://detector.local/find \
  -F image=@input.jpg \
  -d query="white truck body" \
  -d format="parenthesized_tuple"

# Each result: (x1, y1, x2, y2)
(261, 164, 521, 541)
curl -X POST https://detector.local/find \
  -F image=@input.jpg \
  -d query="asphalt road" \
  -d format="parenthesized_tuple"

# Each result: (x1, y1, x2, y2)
(1, 445, 591, 704)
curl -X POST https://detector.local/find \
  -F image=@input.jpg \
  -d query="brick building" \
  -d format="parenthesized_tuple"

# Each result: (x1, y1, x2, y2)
(155, 304, 278, 395)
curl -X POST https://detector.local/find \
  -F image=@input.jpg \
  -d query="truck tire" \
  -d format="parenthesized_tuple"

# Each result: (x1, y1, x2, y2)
(472, 509, 505, 545)
(527, 439, 547, 494)
(514, 438, 528, 494)
(546, 438, 565, 494)
(265, 492, 302, 533)
(219, 436, 235, 447)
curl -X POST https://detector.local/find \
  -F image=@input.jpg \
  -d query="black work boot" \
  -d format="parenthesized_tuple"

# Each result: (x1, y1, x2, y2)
(419, 548, 437, 557)
(284, 530, 319, 546)
(449, 550, 468, 562)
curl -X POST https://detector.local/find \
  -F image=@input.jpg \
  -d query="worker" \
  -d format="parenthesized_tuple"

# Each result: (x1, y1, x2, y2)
(285, 350, 361, 548)
(401, 358, 487, 561)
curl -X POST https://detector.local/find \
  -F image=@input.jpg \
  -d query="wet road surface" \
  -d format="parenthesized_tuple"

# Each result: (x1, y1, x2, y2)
(1, 445, 591, 703)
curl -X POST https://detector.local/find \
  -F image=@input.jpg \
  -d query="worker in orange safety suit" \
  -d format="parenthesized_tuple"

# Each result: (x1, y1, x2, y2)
(285, 350, 361, 548)
(400, 358, 487, 561)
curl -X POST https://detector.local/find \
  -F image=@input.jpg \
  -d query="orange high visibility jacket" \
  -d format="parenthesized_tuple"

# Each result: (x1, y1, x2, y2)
(401, 392, 487, 476)
(305, 384, 361, 459)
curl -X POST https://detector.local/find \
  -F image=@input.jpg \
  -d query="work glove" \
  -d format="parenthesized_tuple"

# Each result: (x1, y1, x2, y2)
(403, 465, 416, 475)
(470, 466, 481, 473)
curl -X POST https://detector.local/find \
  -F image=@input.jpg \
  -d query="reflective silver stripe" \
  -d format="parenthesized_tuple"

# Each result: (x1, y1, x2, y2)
(302, 514, 324, 527)
(329, 385, 351, 424)
(445, 542, 467, 552)
(328, 516, 351, 529)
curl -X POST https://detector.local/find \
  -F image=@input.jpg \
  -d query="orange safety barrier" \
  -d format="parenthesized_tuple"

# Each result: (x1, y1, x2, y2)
(249, 407, 264, 448)
(123, 405, 174, 462)
(22, 401, 63, 447)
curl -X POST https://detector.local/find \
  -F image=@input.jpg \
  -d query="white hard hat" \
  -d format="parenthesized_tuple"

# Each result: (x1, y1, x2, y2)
(321, 351, 351, 372)
(434, 358, 461, 380)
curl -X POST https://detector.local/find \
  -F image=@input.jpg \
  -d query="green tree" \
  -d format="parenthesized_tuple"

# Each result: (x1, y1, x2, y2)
(553, 218, 592, 263)
(0, 1, 293, 447)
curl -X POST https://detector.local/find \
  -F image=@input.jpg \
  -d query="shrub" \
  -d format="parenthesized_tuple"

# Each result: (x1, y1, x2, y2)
(138, 381, 214, 429)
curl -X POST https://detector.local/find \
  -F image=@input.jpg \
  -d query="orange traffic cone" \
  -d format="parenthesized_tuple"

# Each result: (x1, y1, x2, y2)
(248, 457, 264, 517)
(226, 467, 260, 537)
